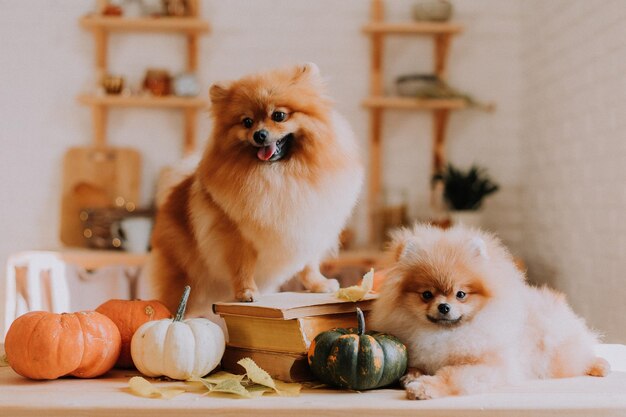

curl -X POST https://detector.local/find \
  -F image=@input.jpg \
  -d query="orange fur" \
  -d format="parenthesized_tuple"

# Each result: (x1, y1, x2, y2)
(371, 223, 609, 400)
(150, 64, 363, 318)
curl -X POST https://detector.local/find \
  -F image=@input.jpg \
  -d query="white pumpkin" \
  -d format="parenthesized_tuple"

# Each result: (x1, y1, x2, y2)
(131, 286, 225, 380)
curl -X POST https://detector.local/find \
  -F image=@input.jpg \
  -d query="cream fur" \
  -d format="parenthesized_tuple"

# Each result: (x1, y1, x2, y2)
(371, 223, 608, 399)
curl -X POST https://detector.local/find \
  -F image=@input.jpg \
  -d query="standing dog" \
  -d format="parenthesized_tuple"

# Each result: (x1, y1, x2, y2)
(150, 64, 363, 317)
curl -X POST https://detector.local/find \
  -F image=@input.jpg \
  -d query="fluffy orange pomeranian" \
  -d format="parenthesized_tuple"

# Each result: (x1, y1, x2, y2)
(371, 224, 609, 400)
(149, 64, 363, 317)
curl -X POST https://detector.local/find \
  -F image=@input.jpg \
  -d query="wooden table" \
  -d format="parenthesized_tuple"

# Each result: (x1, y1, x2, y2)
(1, 365, 626, 417)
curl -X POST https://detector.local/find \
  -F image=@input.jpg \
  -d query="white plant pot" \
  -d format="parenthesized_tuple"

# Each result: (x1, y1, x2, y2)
(449, 210, 483, 229)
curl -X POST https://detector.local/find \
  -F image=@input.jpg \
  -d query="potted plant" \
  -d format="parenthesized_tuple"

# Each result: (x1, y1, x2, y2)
(433, 163, 499, 228)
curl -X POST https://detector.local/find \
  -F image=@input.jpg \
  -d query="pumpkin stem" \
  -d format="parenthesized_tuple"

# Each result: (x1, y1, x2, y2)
(175, 286, 191, 322)
(356, 307, 365, 335)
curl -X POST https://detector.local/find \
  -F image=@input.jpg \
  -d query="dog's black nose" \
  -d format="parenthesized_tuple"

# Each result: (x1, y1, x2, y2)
(253, 129, 269, 144)
(438, 303, 450, 314)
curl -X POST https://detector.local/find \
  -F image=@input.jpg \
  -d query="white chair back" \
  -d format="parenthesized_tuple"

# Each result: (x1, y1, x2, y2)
(1, 252, 71, 340)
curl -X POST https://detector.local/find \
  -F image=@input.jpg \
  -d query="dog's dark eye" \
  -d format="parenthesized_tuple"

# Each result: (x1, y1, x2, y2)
(242, 118, 254, 128)
(421, 291, 433, 301)
(271, 111, 287, 122)
(456, 291, 466, 299)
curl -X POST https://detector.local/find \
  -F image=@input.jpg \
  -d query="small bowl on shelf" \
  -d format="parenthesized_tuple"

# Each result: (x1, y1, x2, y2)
(412, 0, 453, 22)
(143, 69, 172, 96)
(173, 73, 200, 97)
(101, 75, 124, 95)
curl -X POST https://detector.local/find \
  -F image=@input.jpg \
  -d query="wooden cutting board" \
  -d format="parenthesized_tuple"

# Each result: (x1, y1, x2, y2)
(60, 147, 141, 247)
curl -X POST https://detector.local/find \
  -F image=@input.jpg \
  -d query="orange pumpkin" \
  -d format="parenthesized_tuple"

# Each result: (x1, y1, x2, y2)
(96, 299, 172, 368)
(5, 311, 121, 380)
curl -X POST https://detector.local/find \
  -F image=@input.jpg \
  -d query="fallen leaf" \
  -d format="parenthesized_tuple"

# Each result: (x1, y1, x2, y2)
(246, 384, 272, 397)
(0, 354, 9, 367)
(193, 371, 245, 385)
(210, 378, 251, 398)
(160, 388, 187, 400)
(274, 380, 302, 396)
(237, 357, 276, 390)
(127, 360, 301, 399)
(128, 376, 185, 399)
(336, 268, 374, 301)
(237, 358, 302, 396)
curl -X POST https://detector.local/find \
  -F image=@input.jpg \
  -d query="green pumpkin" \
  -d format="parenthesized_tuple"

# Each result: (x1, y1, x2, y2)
(307, 308, 408, 390)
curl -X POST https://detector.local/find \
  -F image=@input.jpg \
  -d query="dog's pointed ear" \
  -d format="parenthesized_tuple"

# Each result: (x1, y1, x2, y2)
(292, 62, 322, 83)
(209, 82, 230, 104)
(468, 236, 489, 260)
(396, 237, 424, 262)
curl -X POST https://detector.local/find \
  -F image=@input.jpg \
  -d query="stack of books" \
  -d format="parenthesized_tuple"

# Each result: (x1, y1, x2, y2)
(213, 292, 377, 382)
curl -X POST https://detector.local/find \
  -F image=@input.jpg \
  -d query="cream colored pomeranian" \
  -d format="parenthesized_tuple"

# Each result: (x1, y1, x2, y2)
(149, 64, 363, 317)
(371, 224, 609, 400)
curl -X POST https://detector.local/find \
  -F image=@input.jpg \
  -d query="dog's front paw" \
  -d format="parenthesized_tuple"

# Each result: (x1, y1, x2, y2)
(405, 377, 447, 400)
(309, 278, 340, 293)
(235, 288, 258, 302)
(400, 368, 423, 387)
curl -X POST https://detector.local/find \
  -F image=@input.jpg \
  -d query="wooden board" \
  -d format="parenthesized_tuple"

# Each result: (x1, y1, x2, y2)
(60, 147, 141, 247)
(1, 344, 625, 416)
(1, 367, 626, 417)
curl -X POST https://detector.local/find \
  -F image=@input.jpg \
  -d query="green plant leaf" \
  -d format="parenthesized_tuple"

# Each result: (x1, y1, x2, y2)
(436, 163, 500, 210)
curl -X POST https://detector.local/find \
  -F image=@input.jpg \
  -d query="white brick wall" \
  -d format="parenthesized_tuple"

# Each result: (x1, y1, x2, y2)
(520, 0, 626, 343)
(377, 0, 525, 251)
(4, 0, 624, 343)
(0, 0, 526, 279)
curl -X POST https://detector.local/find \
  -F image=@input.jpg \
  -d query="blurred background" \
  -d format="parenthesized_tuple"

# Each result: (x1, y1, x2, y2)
(0, 0, 625, 342)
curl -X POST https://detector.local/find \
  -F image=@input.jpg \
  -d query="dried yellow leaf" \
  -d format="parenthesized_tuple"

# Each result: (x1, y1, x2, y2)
(237, 358, 302, 396)
(237, 357, 276, 389)
(160, 388, 186, 400)
(0, 354, 9, 367)
(182, 358, 301, 399)
(274, 380, 303, 397)
(247, 385, 272, 397)
(362, 268, 374, 292)
(200, 371, 245, 385)
(336, 268, 374, 301)
(210, 379, 251, 398)
(128, 376, 185, 399)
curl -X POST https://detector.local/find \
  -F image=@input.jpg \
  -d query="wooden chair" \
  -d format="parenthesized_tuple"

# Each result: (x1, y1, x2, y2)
(1, 250, 150, 340)
(1, 252, 71, 339)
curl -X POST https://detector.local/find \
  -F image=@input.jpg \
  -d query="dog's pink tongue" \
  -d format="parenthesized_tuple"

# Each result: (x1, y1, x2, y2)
(257, 142, 277, 161)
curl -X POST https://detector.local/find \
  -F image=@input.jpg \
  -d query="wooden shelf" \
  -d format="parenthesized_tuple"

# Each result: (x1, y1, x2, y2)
(79, 1, 208, 154)
(363, 96, 466, 110)
(78, 94, 209, 109)
(80, 16, 210, 33)
(363, 21, 462, 35)
(364, 0, 469, 244)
